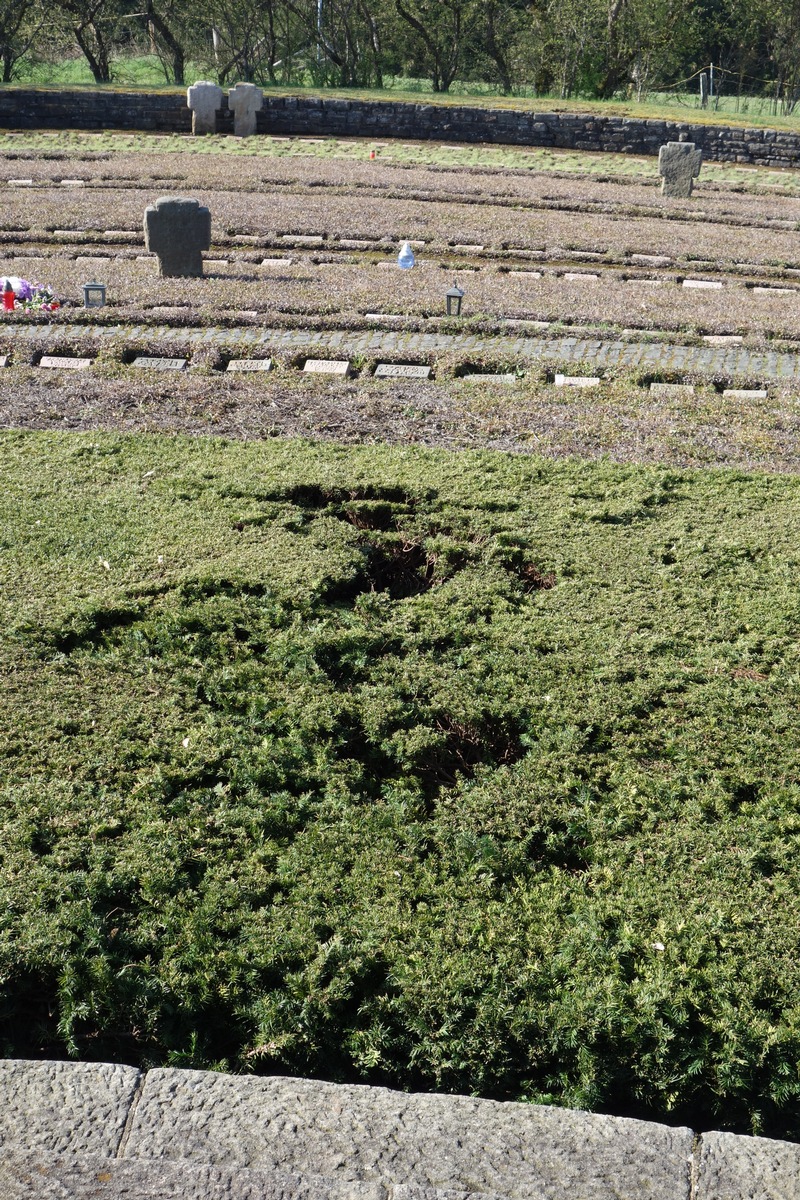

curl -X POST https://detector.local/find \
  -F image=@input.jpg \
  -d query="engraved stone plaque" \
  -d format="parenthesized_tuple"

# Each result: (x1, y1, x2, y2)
(39, 356, 93, 369)
(131, 357, 187, 370)
(374, 363, 431, 379)
(303, 359, 352, 376)
(0, 355, 9, 367)
(682, 279, 722, 289)
(649, 382, 695, 396)
(555, 374, 600, 387)
(226, 358, 273, 372)
(462, 373, 516, 383)
(723, 388, 767, 398)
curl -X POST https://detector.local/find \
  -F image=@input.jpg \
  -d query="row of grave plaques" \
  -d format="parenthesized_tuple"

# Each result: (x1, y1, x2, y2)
(5, 356, 769, 395)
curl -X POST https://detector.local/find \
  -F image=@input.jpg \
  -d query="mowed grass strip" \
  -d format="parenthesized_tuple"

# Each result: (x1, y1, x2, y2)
(3, 429, 800, 1137)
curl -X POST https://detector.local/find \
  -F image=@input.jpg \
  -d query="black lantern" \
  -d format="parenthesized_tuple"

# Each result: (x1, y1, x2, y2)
(82, 280, 106, 308)
(446, 282, 465, 317)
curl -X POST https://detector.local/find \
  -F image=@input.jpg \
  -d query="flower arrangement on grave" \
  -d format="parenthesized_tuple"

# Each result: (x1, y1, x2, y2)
(0, 276, 59, 314)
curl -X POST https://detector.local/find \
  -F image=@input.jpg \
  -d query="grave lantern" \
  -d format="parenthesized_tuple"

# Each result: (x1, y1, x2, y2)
(82, 280, 106, 308)
(446, 282, 465, 317)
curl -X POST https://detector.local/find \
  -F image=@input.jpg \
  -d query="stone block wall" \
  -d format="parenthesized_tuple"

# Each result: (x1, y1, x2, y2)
(0, 87, 798, 167)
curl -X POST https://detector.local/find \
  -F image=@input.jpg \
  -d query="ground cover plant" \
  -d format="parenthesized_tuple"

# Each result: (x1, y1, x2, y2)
(3, 431, 800, 1141)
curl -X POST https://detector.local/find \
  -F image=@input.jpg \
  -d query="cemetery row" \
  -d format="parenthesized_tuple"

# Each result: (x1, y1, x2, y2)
(7, 172, 800, 264)
(7, 192, 800, 270)
(4, 253, 800, 344)
(0, 352, 771, 397)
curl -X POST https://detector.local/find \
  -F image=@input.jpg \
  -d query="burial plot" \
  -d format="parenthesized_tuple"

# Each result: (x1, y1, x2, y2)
(143, 198, 211, 278)
(229, 83, 263, 137)
(724, 388, 767, 398)
(658, 142, 703, 198)
(187, 81, 223, 135)
(683, 279, 722, 289)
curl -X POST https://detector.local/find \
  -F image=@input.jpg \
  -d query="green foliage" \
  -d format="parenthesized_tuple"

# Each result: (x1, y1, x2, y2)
(4, 430, 800, 1136)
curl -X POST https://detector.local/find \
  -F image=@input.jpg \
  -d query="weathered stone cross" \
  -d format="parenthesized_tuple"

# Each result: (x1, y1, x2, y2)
(143, 197, 212, 278)
(228, 82, 263, 136)
(658, 141, 703, 198)
(186, 81, 223, 135)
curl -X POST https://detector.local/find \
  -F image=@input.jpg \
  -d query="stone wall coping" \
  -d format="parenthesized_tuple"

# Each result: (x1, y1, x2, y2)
(0, 1060, 798, 1198)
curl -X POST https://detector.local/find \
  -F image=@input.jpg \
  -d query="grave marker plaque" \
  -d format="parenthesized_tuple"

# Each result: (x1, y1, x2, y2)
(463, 373, 516, 383)
(303, 359, 352, 376)
(555, 374, 600, 387)
(226, 358, 273, 372)
(375, 363, 431, 379)
(132, 357, 187, 370)
(649, 382, 695, 396)
(39, 356, 92, 370)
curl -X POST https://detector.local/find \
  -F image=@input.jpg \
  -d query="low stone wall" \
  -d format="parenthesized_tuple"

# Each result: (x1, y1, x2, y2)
(0, 86, 799, 167)
(0, 1059, 799, 1199)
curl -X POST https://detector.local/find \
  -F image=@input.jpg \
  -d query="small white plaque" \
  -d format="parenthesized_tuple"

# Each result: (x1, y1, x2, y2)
(375, 363, 431, 379)
(303, 358, 352, 376)
(510, 271, 542, 279)
(339, 239, 379, 250)
(555, 374, 600, 387)
(682, 279, 723, 289)
(563, 273, 600, 282)
(204, 259, 229, 267)
(60, 179, 86, 186)
(503, 319, 551, 329)
(452, 243, 484, 252)
(649, 382, 695, 396)
(280, 235, 324, 247)
(722, 388, 767, 399)
(76, 256, 108, 265)
(131, 357, 187, 370)
(227, 358, 273, 372)
(365, 313, 405, 323)
(462, 373, 516, 383)
(631, 254, 672, 266)
(753, 286, 795, 294)
(39, 356, 92, 369)
(8, 178, 33, 186)
(702, 335, 743, 345)
(0, 354, 10, 367)
(261, 257, 293, 267)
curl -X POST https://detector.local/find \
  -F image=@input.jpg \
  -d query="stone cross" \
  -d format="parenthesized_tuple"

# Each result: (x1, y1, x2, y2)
(186, 81, 223, 136)
(143, 197, 211, 278)
(228, 82, 263, 136)
(658, 141, 703, 198)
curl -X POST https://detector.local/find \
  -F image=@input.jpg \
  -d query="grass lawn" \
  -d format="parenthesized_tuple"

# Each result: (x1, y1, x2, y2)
(3, 429, 800, 1137)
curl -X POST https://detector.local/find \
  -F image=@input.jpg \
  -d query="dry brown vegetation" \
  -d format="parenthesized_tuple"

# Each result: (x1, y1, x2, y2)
(3, 135, 800, 469)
